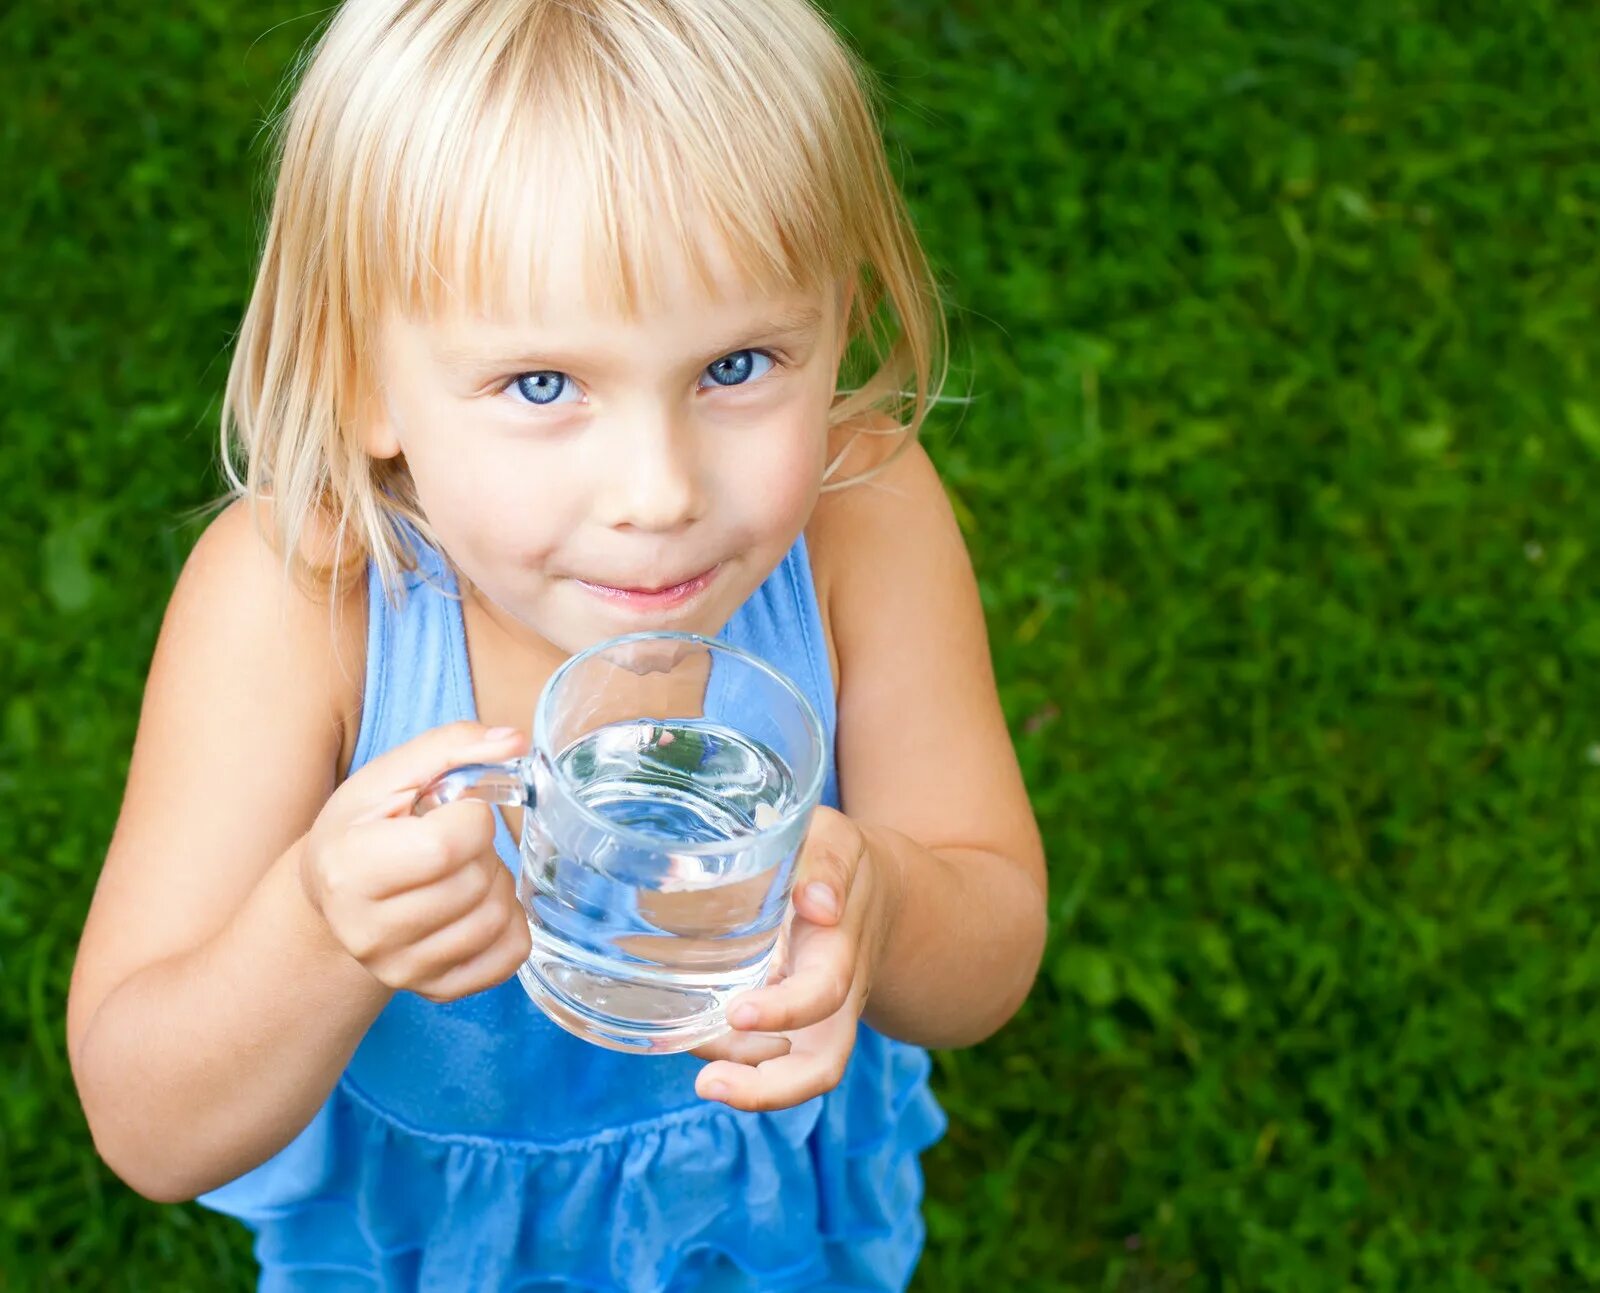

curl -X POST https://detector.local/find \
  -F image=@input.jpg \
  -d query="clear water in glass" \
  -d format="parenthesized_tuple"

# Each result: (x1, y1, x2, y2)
(516, 718, 801, 1051)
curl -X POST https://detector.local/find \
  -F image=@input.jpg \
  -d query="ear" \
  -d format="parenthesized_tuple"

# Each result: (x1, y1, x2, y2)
(357, 384, 403, 460)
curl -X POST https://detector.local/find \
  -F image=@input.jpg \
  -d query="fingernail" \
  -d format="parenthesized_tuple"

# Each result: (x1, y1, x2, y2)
(703, 1080, 729, 1100)
(805, 883, 837, 917)
(484, 726, 519, 741)
(729, 1003, 759, 1030)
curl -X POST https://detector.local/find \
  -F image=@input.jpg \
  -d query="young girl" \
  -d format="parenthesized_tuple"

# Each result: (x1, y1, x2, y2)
(67, 1, 1046, 1288)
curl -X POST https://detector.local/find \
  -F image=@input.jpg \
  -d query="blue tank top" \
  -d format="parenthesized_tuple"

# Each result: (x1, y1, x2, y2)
(198, 532, 946, 1292)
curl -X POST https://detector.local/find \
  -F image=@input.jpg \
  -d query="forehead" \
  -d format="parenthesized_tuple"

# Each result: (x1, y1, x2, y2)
(404, 139, 823, 321)
(399, 170, 834, 352)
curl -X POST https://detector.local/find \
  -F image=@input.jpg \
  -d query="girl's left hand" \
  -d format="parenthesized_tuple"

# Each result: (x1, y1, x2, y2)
(692, 807, 903, 1112)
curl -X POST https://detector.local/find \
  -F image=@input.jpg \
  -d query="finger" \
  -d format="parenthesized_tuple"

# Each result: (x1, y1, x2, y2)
(790, 810, 866, 928)
(341, 721, 528, 816)
(727, 920, 859, 1034)
(419, 798, 504, 872)
(349, 800, 500, 899)
(696, 1044, 851, 1113)
(375, 870, 521, 986)
(690, 1030, 793, 1066)
(361, 851, 502, 947)
(414, 906, 533, 1003)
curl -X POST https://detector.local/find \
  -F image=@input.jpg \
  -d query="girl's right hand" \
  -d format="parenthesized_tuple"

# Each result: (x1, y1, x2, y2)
(298, 722, 533, 1003)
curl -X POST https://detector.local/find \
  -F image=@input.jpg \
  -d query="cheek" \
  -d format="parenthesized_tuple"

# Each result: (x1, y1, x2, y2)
(717, 373, 834, 529)
(714, 415, 826, 538)
(402, 433, 580, 570)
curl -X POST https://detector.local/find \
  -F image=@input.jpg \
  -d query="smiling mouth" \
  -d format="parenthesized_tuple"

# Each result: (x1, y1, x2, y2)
(573, 565, 721, 610)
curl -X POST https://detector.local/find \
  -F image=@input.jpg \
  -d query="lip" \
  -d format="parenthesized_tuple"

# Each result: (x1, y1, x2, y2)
(573, 564, 721, 611)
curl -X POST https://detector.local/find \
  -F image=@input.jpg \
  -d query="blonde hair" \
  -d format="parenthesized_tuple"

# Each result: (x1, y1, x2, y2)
(222, 0, 949, 592)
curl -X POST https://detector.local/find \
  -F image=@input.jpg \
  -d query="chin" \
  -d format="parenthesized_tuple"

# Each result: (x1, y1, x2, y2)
(585, 605, 730, 645)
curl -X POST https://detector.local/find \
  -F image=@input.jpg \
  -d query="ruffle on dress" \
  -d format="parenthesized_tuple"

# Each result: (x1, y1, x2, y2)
(202, 1030, 945, 1293)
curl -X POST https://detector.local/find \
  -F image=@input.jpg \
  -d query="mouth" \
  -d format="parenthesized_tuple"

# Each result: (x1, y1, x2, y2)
(573, 564, 722, 612)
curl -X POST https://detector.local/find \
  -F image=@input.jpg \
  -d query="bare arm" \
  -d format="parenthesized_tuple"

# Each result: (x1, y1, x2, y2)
(67, 505, 527, 1202)
(73, 848, 394, 1203)
(823, 441, 1047, 1048)
(66, 505, 375, 1199)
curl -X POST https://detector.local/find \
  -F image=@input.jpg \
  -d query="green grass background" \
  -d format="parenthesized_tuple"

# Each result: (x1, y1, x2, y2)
(4, 1, 1599, 1288)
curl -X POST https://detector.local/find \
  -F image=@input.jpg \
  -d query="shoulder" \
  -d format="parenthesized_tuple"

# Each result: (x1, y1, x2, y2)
(175, 498, 368, 767)
(180, 496, 368, 654)
(805, 417, 959, 670)
(808, 415, 946, 536)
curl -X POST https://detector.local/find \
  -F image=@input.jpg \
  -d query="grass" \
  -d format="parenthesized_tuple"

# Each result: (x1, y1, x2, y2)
(4, 1, 1599, 1289)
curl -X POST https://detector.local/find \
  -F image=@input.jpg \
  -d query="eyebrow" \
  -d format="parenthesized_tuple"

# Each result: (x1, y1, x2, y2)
(438, 305, 825, 375)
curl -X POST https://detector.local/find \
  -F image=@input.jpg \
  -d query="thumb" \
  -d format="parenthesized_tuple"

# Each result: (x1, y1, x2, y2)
(791, 808, 865, 927)
(336, 721, 528, 821)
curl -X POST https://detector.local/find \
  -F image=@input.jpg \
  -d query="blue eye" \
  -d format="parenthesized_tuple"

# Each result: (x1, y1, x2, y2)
(508, 371, 580, 406)
(700, 349, 774, 389)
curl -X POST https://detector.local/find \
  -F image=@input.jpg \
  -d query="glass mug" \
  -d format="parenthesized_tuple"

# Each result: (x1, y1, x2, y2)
(412, 631, 826, 1054)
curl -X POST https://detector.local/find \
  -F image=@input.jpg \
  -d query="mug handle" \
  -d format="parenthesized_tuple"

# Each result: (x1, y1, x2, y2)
(412, 757, 537, 815)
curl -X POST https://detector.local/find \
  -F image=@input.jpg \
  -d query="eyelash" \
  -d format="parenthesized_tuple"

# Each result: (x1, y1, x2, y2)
(498, 348, 784, 407)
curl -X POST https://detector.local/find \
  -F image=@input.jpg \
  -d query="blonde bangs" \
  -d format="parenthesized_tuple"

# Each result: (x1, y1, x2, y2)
(223, 0, 947, 595)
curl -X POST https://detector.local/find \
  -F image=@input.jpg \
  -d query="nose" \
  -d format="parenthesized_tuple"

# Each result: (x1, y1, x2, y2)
(596, 408, 704, 533)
